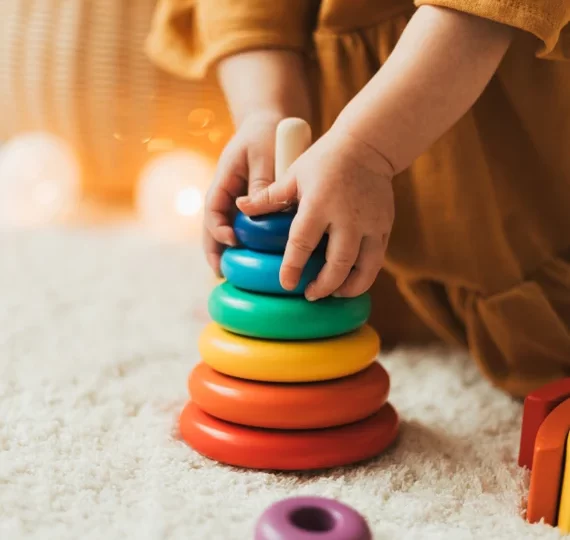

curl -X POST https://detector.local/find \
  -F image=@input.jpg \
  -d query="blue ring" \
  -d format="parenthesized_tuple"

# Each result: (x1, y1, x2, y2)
(234, 211, 327, 254)
(221, 248, 325, 295)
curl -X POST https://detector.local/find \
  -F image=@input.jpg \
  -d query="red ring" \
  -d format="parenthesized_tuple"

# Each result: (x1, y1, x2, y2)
(179, 401, 399, 471)
(189, 362, 390, 429)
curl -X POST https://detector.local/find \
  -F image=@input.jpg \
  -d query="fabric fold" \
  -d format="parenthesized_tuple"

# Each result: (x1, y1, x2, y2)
(415, 0, 570, 59)
(146, 0, 319, 79)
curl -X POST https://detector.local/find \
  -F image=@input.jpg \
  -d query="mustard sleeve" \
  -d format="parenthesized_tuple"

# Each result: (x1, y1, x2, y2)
(414, 0, 570, 58)
(146, 0, 319, 79)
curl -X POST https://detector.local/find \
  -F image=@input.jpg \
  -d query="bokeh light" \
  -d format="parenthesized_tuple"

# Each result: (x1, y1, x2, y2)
(136, 150, 215, 241)
(188, 108, 215, 135)
(0, 132, 81, 228)
(175, 186, 203, 217)
(207, 129, 224, 144)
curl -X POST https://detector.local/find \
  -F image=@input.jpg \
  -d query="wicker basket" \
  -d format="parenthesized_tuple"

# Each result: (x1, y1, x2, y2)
(0, 0, 231, 203)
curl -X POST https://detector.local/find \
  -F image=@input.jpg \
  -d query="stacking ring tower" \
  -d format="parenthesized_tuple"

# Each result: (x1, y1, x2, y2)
(179, 118, 399, 470)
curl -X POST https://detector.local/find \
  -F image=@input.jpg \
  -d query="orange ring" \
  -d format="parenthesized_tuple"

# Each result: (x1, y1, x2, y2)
(179, 401, 399, 471)
(189, 362, 390, 429)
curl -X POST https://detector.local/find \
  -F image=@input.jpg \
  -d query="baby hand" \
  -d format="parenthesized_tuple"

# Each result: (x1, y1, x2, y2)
(236, 128, 395, 300)
(203, 111, 285, 275)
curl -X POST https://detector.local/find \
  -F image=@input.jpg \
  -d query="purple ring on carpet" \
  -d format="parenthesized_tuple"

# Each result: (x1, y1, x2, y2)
(254, 496, 372, 539)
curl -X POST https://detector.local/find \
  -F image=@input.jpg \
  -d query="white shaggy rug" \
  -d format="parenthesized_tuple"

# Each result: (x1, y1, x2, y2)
(0, 224, 563, 539)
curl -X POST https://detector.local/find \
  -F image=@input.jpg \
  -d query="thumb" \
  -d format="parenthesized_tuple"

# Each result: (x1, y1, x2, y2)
(248, 176, 273, 196)
(236, 172, 298, 216)
(246, 142, 275, 196)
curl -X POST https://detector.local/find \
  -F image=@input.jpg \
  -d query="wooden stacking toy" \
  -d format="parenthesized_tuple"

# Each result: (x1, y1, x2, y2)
(179, 118, 399, 471)
(518, 378, 570, 531)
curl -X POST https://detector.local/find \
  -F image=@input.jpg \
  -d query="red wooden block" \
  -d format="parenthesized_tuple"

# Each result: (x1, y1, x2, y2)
(518, 378, 570, 469)
(527, 399, 570, 524)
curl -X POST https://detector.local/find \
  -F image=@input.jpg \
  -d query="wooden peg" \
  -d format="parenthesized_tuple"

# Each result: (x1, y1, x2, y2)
(274, 118, 311, 183)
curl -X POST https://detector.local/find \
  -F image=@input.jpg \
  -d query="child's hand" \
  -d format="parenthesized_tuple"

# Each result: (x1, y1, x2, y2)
(236, 129, 395, 301)
(203, 111, 285, 275)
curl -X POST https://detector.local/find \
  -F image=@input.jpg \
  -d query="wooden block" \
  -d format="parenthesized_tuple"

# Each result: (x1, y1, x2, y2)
(557, 432, 570, 533)
(518, 378, 570, 469)
(527, 399, 570, 524)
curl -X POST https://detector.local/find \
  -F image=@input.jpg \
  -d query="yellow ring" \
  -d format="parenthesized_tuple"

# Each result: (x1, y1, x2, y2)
(198, 323, 381, 382)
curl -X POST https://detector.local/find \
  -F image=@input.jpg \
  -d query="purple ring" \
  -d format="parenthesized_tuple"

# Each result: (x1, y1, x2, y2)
(254, 496, 372, 540)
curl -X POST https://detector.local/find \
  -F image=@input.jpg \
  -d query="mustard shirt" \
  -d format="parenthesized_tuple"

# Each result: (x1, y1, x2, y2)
(145, 0, 570, 398)
(146, 0, 570, 81)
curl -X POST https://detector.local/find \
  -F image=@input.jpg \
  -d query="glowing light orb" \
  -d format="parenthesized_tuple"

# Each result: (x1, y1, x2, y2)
(136, 150, 215, 241)
(175, 186, 203, 217)
(187, 108, 215, 135)
(0, 132, 81, 228)
(208, 129, 224, 144)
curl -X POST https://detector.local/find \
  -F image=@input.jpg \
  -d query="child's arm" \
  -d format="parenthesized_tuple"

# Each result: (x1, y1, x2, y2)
(334, 5, 514, 174)
(217, 50, 312, 128)
(238, 6, 515, 300)
(203, 50, 312, 273)
(146, 0, 317, 274)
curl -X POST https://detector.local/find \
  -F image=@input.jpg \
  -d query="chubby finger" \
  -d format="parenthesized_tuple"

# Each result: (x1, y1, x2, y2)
(204, 181, 238, 246)
(247, 140, 275, 196)
(205, 144, 247, 246)
(202, 225, 224, 277)
(334, 235, 386, 297)
(304, 226, 360, 301)
(236, 172, 297, 216)
(204, 207, 236, 247)
(280, 208, 327, 291)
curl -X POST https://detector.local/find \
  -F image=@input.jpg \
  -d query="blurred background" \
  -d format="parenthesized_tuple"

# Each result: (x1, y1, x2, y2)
(0, 0, 233, 241)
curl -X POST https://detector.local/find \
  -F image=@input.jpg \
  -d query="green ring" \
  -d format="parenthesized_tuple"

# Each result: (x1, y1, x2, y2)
(208, 282, 371, 340)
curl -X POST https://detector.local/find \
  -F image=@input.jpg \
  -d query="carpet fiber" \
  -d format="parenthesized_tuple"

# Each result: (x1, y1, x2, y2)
(0, 225, 563, 539)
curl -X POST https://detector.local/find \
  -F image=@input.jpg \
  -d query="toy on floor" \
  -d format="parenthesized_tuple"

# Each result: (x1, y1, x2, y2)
(518, 377, 570, 531)
(255, 496, 372, 540)
(557, 433, 570, 533)
(518, 378, 570, 470)
(178, 117, 399, 471)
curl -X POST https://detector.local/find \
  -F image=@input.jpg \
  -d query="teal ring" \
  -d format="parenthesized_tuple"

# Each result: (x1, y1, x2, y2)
(221, 247, 325, 295)
(208, 282, 371, 340)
